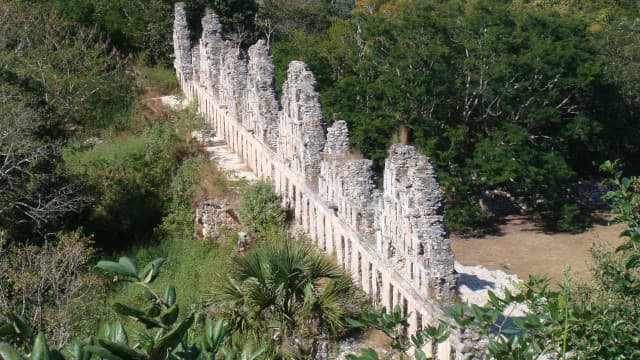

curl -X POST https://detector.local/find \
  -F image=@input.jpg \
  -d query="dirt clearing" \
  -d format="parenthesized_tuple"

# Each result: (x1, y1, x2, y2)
(452, 216, 626, 285)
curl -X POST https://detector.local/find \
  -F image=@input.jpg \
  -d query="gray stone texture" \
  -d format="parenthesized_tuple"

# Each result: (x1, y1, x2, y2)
(246, 40, 280, 149)
(378, 144, 456, 302)
(219, 43, 248, 120)
(200, 14, 225, 97)
(279, 61, 326, 187)
(172, 3, 192, 81)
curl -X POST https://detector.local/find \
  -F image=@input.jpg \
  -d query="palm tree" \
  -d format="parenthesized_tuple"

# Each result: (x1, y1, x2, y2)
(207, 234, 359, 356)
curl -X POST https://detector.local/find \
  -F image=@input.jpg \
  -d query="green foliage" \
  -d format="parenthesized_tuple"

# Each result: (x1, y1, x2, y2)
(135, 65, 180, 95)
(346, 306, 449, 360)
(0, 87, 86, 242)
(237, 182, 285, 240)
(346, 305, 409, 353)
(1, 254, 269, 359)
(0, 2, 133, 132)
(41, 0, 260, 65)
(0, 231, 104, 347)
(445, 163, 640, 359)
(444, 200, 489, 237)
(208, 234, 362, 357)
(64, 125, 195, 248)
(271, 0, 640, 233)
(0, 1, 136, 241)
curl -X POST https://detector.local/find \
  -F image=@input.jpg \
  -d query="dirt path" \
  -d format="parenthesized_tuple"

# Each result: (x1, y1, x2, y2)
(452, 216, 626, 285)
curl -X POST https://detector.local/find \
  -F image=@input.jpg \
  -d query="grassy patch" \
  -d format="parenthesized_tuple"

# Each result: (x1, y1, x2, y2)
(135, 64, 180, 95)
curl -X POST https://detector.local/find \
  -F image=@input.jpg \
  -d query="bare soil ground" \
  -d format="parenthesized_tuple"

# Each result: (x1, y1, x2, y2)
(452, 216, 626, 285)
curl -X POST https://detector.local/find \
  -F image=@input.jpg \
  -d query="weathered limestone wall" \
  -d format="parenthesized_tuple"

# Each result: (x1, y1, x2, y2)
(245, 40, 279, 149)
(199, 14, 224, 97)
(377, 144, 457, 303)
(172, 3, 192, 82)
(279, 61, 325, 188)
(173, 4, 481, 358)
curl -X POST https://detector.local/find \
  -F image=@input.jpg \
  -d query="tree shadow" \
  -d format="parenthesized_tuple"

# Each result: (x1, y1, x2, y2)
(458, 273, 496, 291)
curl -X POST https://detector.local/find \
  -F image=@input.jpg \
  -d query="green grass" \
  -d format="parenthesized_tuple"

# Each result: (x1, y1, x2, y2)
(100, 230, 236, 334)
(136, 64, 180, 95)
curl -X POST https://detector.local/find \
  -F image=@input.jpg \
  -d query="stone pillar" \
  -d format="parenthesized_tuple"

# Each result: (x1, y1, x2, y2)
(377, 144, 457, 303)
(279, 61, 325, 188)
(200, 13, 225, 98)
(173, 3, 192, 82)
(247, 40, 280, 149)
(219, 44, 248, 121)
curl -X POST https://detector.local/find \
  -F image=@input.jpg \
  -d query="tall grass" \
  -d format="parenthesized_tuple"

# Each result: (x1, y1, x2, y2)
(135, 64, 180, 95)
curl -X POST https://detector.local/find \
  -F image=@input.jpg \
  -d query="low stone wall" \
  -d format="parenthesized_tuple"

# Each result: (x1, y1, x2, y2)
(173, 3, 482, 358)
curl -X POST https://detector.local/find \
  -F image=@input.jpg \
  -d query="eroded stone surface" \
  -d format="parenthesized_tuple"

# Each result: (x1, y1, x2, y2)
(172, 3, 192, 81)
(377, 144, 456, 302)
(246, 40, 279, 149)
(279, 61, 325, 188)
(194, 199, 239, 239)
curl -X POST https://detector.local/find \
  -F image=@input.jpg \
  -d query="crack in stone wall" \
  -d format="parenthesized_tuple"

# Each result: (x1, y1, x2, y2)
(173, 4, 484, 358)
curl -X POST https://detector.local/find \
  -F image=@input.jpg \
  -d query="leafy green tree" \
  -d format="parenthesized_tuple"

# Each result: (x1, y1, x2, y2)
(63, 125, 198, 249)
(0, 2, 133, 132)
(273, 0, 640, 233)
(445, 161, 640, 358)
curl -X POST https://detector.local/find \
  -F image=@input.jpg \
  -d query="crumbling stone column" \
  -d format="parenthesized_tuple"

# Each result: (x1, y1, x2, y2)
(320, 121, 379, 238)
(200, 13, 225, 98)
(279, 61, 325, 188)
(377, 144, 457, 303)
(246, 40, 280, 149)
(219, 43, 248, 121)
(173, 3, 192, 82)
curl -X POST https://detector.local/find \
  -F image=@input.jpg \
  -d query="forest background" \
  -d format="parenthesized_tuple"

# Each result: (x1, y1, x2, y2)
(0, 0, 639, 358)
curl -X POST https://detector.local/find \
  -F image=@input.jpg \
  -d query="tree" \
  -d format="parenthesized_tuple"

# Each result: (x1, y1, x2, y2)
(276, 0, 640, 233)
(346, 306, 449, 360)
(0, 231, 100, 347)
(208, 235, 363, 357)
(0, 89, 86, 242)
(0, 2, 133, 132)
(445, 161, 640, 358)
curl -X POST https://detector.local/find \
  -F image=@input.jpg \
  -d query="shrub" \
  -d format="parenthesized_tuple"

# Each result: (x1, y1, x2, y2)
(0, 230, 104, 347)
(237, 182, 285, 239)
(208, 234, 363, 357)
(64, 125, 184, 248)
(444, 200, 489, 236)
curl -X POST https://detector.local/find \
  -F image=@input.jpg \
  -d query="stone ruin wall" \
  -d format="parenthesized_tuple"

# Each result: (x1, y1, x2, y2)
(173, 3, 481, 358)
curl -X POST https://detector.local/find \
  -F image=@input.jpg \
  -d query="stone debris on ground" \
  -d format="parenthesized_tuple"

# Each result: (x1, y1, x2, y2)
(455, 261, 527, 317)
(156, 95, 188, 110)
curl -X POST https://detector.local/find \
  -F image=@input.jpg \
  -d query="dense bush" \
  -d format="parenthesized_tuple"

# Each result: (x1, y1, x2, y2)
(237, 182, 285, 240)
(0, 2, 133, 133)
(39, 0, 259, 65)
(63, 125, 198, 249)
(0, 230, 104, 347)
